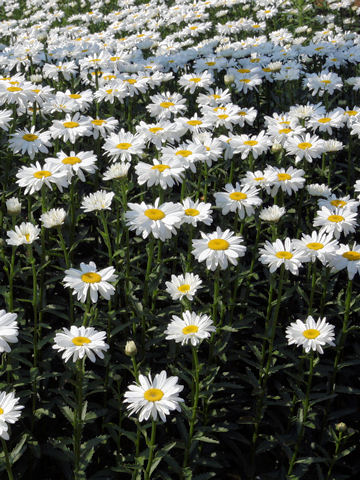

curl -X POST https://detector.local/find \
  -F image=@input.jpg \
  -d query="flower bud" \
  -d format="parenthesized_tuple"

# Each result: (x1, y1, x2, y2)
(336, 422, 347, 433)
(125, 340, 137, 357)
(224, 74, 234, 86)
(271, 142, 282, 154)
(6, 197, 21, 215)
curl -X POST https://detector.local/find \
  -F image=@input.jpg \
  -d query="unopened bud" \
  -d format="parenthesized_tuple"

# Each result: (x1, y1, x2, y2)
(336, 422, 347, 433)
(271, 142, 282, 154)
(224, 73, 234, 86)
(6, 197, 21, 215)
(125, 340, 137, 357)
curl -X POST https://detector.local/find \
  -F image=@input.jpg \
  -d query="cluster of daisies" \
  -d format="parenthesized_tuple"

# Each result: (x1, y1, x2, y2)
(0, 0, 359, 441)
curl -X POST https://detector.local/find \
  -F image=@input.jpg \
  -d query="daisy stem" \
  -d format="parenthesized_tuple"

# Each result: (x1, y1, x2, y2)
(183, 346, 200, 471)
(144, 420, 157, 480)
(83, 296, 92, 327)
(326, 429, 344, 480)
(8, 247, 16, 312)
(203, 163, 208, 202)
(74, 358, 85, 480)
(308, 261, 317, 316)
(186, 225, 193, 269)
(57, 228, 74, 324)
(287, 352, 315, 477)
(212, 268, 220, 325)
(1, 438, 14, 480)
(29, 246, 38, 368)
(99, 210, 113, 264)
(144, 237, 155, 308)
(320, 267, 330, 317)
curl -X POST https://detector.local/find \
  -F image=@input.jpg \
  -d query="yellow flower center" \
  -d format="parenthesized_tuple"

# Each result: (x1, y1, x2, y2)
(229, 192, 247, 201)
(345, 110, 357, 116)
(63, 121, 79, 128)
(303, 328, 320, 339)
(22, 134, 38, 141)
(279, 128, 292, 134)
(151, 164, 170, 172)
(72, 336, 91, 346)
(208, 239, 229, 250)
(189, 26, 198, 30)
(275, 251, 293, 259)
(328, 214, 344, 223)
(185, 208, 199, 216)
(69, 94, 81, 99)
(254, 176, 264, 181)
(182, 325, 199, 334)
(110, 56, 120, 61)
(206, 61, 215, 66)
(277, 173, 291, 181)
(81, 272, 101, 283)
(237, 68, 250, 73)
(160, 101, 174, 108)
(106, 89, 113, 94)
(187, 120, 202, 126)
(342, 251, 360, 261)
(149, 127, 163, 133)
(307, 242, 324, 250)
(144, 208, 165, 220)
(263, 67, 272, 72)
(330, 200, 347, 208)
(33, 170, 51, 179)
(25, 233, 30, 242)
(7, 86, 22, 92)
(116, 142, 132, 150)
(176, 150, 192, 158)
(321, 80, 331, 84)
(189, 77, 201, 83)
(297, 142, 312, 150)
(178, 284, 190, 293)
(318, 117, 331, 123)
(125, 78, 137, 84)
(91, 119, 105, 126)
(62, 156, 81, 165)
(243, 140, 258, 146)
(218, 114, 229, 119)
(211, 94, 221, 99)
(280, 121, 290, 125)
(0, 407, 3, 415)
(239, 79, 250, 83)
(144, 388, 164, 402)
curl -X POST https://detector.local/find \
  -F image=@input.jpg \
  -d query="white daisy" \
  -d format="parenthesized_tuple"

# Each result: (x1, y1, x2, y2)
(192, 227, 246, 271)
(164, 310, 216, 346)
(0, 391, 24, 440)
(49, 113, 92, 144)
(313, 207, 358, 239)
(63, 261, 117, 303)
(40, 208, 67, 229)
(102, 162, 130, 181)
(214, 183, 262, 219)
(53, 325, 109, 363)
(8, 126, 52, 160)
(292, 230, 338, 265)
(102, 129, 145, 162)
(46, 150, 98, 182)
(327, 243, 360, 279)
(259, 237, 305, 275)
(123, 370, 184, 422)
(259, 205, 286, 223)
(125, 198, 183, 241)
(6, 222, 40, 246)
(165, 273, 202, 301)
(15, 161, 69, 195)
(286, 316, 335, 354)
(81, 190, 115, 213)
(0, 310, 19, 353)
(135, 158, 185, 190)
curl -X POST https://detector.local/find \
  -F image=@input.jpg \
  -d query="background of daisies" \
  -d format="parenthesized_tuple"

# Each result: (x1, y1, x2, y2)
(0, 0, 359, 478)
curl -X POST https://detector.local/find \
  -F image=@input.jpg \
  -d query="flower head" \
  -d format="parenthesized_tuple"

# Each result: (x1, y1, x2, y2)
(0, 391, 24, 440)
(165, 310, 215, 346)
(124, 370, 184, 422)
(286, 316, 335, 353)
(0, 311, 19, 353)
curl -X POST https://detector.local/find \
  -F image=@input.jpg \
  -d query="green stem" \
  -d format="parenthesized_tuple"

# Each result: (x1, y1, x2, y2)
(1, 439, 14, 480)
(82, 296, 92, 327)
(99, 211, 113, 264)
(308, 261, 317, 316)
(74, 358, 85, 480)
(8, 247, 16, 312)
(183, 346, 200, 471)
(144, 420, 157, 480)
(326, 431, 343, 480)
(58, 228, 74, 324)
(287, 352, 315, 477)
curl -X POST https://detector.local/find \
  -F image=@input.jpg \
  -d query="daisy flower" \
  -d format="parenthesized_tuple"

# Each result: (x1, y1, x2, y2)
(8, 126, 52, 160)
(313, 207, 358, 239)
(146, 91, 187, 120)
(6, 197, 21, 215)
(266, 166, 305, 197)
(49, 113, 92, 144)
(103, 162, 130, 181)
(259, 205, 286, 223)
(180, 198, 213, 227)
(123, 370, 184, 422)
(284, 133, 325, 164)
(178, 70, 213, 93)
(304, 71, 343, 97)
(232, 131, 271, 160)
(53, 325, 109, 363)
(87, 116, 118, 139)
(165, 273, 202, 301)
(40, 208, 67, 229)
(125, 198, 183, 241)
(161, 142, 207, 173)
(286, 316, 335, 354)
(327, 243, 360, 279)
(318, 194, 359, 213)
(135, 158, 185, 190)
(293, 230, 338, 265)
(192, 227, 246, 271)
(259, 238, 305, 275)
(6, 222, 40, 246)
(0, 391, 24, 440)
(63, 261, 117, 303)
(81, 190, 115, 213)
(214, 183, 262, 220)
(102, 129, 145, 162)
(306, 184, 332, 197)
(165, 310, 216, 346)
(0, 310, 19, 353)
(16, 161, 69, 195)
(46, 150, 98, 182)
